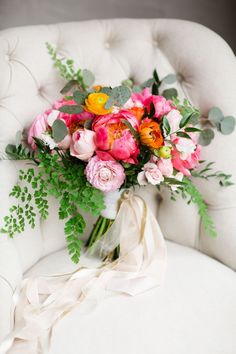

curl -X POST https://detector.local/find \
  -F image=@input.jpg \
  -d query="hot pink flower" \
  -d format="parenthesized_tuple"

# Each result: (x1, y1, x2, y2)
(144, 95, 172, 119)
(124, 88, 152, 109)
(85, 156, 125, 192)
(93, 110, 140, 164)
(53, 98, 94, 127)
(70, 129, 96, 161)
(28, 113, 48, 149)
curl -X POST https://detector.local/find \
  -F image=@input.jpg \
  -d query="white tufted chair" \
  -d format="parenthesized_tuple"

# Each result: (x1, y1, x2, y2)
(0, 19, 236, 354)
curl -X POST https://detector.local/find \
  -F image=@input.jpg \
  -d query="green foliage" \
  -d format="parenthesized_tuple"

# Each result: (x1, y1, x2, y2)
(162, 88, 178, 100)
(198, 128, 215, 146)
(191, 161, 234, 187)
(208, 107, 235, 135)
(52, 119, 68, 142)
(1, 143, 105, 263)
(104, 85, 131, 109)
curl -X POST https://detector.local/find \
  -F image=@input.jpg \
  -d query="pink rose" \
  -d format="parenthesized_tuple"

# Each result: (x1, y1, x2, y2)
(70, 129, 96, 161)
(157, 158, 173, 177)
(165, 109, 182, 134)
(85, 156, 125, 192)
(53, 98, 94, 127)
(93, 111, 140, 164)
(28, 113, 48, 149)
(58, 134, 71, 150)
(137, 162, 164, 186)
(145, 95, 172, 119)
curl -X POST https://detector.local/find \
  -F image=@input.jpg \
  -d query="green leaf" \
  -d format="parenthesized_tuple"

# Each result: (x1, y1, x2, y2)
(153, 69, 160, 83)
(208, 107, 224, 129)
(15, 131, 23, 148)
(104, 96, 115, 109)
(5, 144, 17, 158)
(132, 85, 142, 92)
(198, 128, 215, 146)
(219, 116, 236, 135)
(149, 102, 155, 117)
(82, 69, 95, 87)
(59, 105, 83, 114)
(163, 116, 171, 135)
(176, 132, 191, 139)
(52, 119, 68, 143)
(189, 112, 200, 125)
(162, 88, 178, 100)
(179, 113, 192, 129)
(122, 79, 134, 88)
(151, 83, 159, 95)
(185, 127, 202, 132)
(100, 87, 113, 95)
(162, 74, 177, 85)
(73, 90, 87, 105)
(60, 80, 78, 94)
(122, 120, 139, 140)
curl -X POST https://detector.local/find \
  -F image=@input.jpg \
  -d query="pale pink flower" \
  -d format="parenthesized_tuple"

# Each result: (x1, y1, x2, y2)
(137, 162, 164, 186)
(70, 129, 96, 161)
(124, 88, 152, 109)
(165, 109, 182, 134)
(172, 144, 201, 176)
(85, 156, 125, 192)
(157, 158, 173, 177)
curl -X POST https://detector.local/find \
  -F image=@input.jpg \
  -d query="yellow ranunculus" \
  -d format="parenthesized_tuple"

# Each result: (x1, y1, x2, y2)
(85, 92, 112, 115)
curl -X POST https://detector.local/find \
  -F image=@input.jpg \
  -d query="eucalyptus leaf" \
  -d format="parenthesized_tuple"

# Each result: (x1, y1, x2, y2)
(162, 74, 177, 85)
(82, 69, 95, 87)
(141, 78, 155, 88)
(100, 87, 113, 95)
(198, 128, 215, 146)
(52, 119, 68, 143)
(60, 80, 78, 94)
(132, 85, 142, 92)
(162, 88, 178, 100)
(220, 116, 236, 135)
(104, 96, 115, 109)
(189, 112, 200, 125)
(208, 106, 224, 129)
(122, 79, 133, 88)
(112, 86, 131, 106)
(5, 144, 17, 158)
(73, 91, 87, 105)
(59, 105, 83, 114)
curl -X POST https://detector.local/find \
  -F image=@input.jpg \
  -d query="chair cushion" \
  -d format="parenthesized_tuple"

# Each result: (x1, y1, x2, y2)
(25, 241, 236, 354)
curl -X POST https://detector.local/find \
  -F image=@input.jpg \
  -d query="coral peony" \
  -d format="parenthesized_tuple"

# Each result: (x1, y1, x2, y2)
(85, 156, 125, 192)
(93, 110, 139, 164)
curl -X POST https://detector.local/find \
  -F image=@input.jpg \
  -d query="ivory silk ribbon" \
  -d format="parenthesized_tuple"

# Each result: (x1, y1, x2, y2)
(0, 190, 167, 354)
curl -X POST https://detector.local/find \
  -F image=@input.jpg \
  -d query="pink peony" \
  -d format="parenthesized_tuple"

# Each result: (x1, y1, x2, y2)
(85, 156, 125, 192)
(137, 162, 164, 186)
(172, 144, 201, 176)
(70, 129, 96, 161)
(124, 88, 152, 109)
(144, 95, 172, 119)
(53, 98, 94, 127)
(28, 113, 48, 149)
(93, 110, 140, 164)
(157, 158, 173, 177)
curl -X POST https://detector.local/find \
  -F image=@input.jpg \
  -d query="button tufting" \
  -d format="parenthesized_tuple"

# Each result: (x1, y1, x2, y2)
(177, 73, 185, 83)
(152, 39, 158, 48)
(104, 42, 110, 49)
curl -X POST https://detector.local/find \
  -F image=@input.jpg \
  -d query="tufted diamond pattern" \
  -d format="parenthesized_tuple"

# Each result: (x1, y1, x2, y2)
(0, 19, 236, 287)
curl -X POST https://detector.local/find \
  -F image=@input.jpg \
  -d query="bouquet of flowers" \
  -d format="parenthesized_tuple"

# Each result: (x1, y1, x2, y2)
(1, 43, 235, 263)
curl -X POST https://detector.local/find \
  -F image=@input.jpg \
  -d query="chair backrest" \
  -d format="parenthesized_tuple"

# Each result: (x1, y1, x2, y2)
(0, 19, 236, 274)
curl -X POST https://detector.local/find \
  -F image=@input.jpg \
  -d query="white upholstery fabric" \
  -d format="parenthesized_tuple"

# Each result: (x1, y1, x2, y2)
(25, 242, 236, 354)
(0, 19, 236, 347)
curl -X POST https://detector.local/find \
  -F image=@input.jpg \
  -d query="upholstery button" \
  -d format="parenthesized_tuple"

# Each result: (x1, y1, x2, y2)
(177, 73, 185, 83)
(104, 42, 110, 49)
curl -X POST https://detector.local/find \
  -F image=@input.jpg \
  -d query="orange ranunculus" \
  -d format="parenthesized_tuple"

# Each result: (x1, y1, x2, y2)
(129, 107, 144, 121)
(85, 93, 112, 115)
(139, 119, 164, 149)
